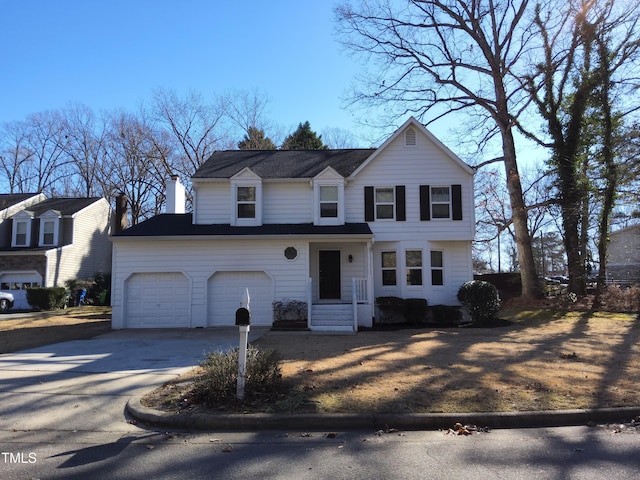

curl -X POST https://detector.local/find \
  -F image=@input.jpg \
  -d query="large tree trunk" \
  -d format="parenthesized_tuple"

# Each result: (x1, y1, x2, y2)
(502, 128, 541, 298)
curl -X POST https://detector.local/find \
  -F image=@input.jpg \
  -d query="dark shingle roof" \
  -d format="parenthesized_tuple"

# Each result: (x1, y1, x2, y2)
(193, 149, 376, 179)
(113, 214, 373, 238)
(0, 193, 40, 211)
(24, 198, 102, 216)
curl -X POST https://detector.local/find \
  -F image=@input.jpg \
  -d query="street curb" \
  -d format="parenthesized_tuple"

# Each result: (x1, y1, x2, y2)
(127, 396, 640, 432)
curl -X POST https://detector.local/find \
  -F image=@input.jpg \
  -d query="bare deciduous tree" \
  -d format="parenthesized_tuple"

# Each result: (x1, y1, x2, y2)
(336, 0, 541, 297)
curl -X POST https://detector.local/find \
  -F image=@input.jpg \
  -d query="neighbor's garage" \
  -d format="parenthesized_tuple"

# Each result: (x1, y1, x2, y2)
(125, 272, 190, 328)
(208, 271, 273, 326)
(0, 271, 42, 310)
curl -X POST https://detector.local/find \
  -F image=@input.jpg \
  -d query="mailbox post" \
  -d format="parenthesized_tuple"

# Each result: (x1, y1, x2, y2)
(235, 288, 251, 400)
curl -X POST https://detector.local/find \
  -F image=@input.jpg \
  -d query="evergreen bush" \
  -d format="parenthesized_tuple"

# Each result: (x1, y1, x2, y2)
(26, 287, 67, 310)
(457, 280, 501, 325)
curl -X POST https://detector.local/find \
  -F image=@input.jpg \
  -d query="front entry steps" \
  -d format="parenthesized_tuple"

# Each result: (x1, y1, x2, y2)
(310, 304, 355, 333)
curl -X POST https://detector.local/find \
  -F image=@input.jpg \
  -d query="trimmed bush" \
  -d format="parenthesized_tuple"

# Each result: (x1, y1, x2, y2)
(457, 280, 501, 326)
(430, 305, 462, 326)
(376, 296, 407, 324)
(191, 347, 282, 406)
(405, 298, 429, 324)
(26, 287, 67, 310)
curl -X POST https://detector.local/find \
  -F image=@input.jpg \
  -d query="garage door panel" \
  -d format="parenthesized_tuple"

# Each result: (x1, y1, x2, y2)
(208, 271, 273, 327)
(125, 272, 190, 328)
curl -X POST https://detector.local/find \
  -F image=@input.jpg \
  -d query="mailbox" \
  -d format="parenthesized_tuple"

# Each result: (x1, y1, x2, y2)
(235, 307, 251, 326)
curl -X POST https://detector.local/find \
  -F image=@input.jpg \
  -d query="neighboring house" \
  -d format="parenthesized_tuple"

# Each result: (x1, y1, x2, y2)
(0, 196, 113, 309)
(606, 224, 640, 285)
(110, 117, 475, 331)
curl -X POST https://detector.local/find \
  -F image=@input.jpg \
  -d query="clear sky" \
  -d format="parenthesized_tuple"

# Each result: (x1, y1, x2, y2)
(0, 0, 380, 144)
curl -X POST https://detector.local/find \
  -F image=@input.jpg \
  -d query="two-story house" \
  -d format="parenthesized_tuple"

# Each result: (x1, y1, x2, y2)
(0, 196, 113, 309)
(110, 117, 475, 331)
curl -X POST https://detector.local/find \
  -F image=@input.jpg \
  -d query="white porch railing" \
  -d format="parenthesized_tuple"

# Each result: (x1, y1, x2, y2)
(352, 277, 368, 332)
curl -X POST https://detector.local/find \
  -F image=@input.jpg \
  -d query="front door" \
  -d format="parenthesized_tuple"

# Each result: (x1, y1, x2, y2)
(319, 250, 341, 300)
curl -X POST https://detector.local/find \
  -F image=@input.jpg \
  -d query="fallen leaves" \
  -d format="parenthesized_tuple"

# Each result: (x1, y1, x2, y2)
(445, 422, 491, 435)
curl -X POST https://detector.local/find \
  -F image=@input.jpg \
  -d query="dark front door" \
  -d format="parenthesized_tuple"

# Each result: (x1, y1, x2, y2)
(319, 250, 341, 300)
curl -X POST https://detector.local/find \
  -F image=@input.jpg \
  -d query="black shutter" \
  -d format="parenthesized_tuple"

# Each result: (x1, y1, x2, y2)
(420, 185, 430, 221)
(395, 185, 406, 221)
(364, 186, 374, 222)
(452, 184, 462, 220)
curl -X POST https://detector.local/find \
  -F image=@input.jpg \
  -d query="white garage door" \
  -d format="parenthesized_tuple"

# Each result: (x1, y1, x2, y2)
(125, 272, 190, 328)
(0, 272, 42, 310)
(208, 271, 273, 326)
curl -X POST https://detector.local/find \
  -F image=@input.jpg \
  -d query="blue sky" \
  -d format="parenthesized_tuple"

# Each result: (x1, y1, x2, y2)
(1, 0, 379, 144)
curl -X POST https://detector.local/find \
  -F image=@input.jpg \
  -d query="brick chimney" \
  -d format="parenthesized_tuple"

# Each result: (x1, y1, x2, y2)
(166, 175, 185, 214)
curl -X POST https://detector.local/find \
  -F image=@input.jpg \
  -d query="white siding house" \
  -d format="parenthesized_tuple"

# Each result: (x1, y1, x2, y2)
(0, 196, 113, 309)
(111, 117, 475, 331)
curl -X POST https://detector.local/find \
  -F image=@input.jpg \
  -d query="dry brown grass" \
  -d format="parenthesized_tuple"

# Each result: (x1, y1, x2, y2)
(145, 307, 640, 414)
(0, 306, 112, 353)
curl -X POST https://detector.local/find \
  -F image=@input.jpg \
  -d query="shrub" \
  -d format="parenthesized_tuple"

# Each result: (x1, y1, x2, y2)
(26, 287, 67, 310)
(430, 305, 462, 326)
(376, 296, 407, 324)
(272, 299, 307, 321)
(457, 280, 501, 326)
(191, 346, 282, 406)
(601, 284, 640, 312)
(405, 298, 429, 324)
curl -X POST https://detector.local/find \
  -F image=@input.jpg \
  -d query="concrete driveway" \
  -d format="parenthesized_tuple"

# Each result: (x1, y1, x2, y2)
(0, 327, 269, 432)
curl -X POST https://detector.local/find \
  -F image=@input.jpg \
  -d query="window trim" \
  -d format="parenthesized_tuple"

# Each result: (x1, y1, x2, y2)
(430, 250, 444, 286)
(381, 251, 397, 286)
(12, 218, 31, 247)
(231, 180, 262, 226)
(405, 249, 423, 286)
(314, 180, 344, 226)
(430, 185, 452, 219)
(39, 216, 60, 247)
(375, 186, 395, 220)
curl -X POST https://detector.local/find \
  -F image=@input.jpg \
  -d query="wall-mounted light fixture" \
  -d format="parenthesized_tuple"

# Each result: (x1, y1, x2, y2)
(348, 254, 353, 263)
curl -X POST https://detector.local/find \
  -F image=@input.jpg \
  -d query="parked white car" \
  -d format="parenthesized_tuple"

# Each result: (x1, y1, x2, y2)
(0, 291, 15, 313)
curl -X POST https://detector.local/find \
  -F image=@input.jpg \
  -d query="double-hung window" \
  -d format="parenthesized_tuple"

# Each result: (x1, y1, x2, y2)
(406, 250, 423, 286)
(381, 251, 397, 286)
(42, 220, 55, 245)
(431, 250, 444, 286)
(15, 221, 28, 246)
(236, 186, 256, 219)
(319, 185, 338, 218)
(431, 186, 451, 219)
(375, 187, 395, 219)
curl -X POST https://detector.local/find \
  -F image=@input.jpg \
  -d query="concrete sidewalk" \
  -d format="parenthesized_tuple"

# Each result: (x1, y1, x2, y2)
(0, 327, 269, 432)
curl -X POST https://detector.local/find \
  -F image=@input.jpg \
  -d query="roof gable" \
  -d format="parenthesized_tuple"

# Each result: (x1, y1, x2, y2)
(350, 117, 474, 177)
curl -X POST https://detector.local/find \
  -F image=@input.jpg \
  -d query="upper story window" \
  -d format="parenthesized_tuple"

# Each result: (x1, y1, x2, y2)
(230, 168, 262, 227)
(38, 212, 60, 247)
(13, 220, 29, 247)
(364, 186, 406, 222)
(431, 186, 451, 219)
(237, 186, 256, 219)
(420, 184, 462, 221)
(375, 187, 395, 219)
(313, 174, 344, 226)
(42, 220, 55, 245)
(319, 186, 338, 218)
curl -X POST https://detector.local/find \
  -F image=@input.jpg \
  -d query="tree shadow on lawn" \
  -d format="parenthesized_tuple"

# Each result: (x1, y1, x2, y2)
(254, 309, 640, 415)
